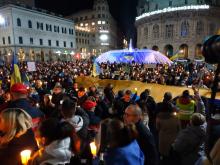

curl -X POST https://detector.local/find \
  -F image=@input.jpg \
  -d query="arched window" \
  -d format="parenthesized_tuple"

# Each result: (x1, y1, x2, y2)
(153, 24, 159, 39)
(17, 18, 21, 26)
(28, 20, 32, 28)
(196, 21, 204, 35)
(181, 21, 189, 37)
(144, 27, 148, 39)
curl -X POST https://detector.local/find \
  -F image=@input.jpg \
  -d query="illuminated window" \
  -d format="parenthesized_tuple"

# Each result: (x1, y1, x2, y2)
(92, 22, 95, 26)
(102, 21, 106, 24)
(181, 21, 189, 37)
(80, 23, 83, 26)
(98, 21, 101, 24)
(85, 23, 88, 26)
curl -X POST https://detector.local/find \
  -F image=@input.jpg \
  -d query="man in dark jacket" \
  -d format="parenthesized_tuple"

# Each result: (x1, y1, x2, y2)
(137, 89, 157, 137)
(8, 83, 44, 131)
(124, 105, 159, 165)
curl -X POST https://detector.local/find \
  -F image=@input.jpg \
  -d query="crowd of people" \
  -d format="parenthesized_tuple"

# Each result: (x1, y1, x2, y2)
(98, 61, 214, 88)
(0, 60, 219, 165)
(0, 60, 216, 93)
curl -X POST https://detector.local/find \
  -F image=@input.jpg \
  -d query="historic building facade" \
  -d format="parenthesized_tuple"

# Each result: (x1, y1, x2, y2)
(136, 0, 220, 59)
(0, 4, 76, 62)
(68, 0, 118, 56)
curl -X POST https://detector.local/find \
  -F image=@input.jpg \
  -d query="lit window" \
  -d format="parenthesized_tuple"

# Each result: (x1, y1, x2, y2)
(102, 21, 106, 24)
(92, 22, 95, 26)
(181, 21, 189, 37)
(80, 23, 83, 26)
(98, 21, 101, 24)
(85, 23, 88, 26)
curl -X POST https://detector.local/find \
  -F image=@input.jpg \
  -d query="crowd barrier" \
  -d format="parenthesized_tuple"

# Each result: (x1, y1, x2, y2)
(76, 76, 220, 102)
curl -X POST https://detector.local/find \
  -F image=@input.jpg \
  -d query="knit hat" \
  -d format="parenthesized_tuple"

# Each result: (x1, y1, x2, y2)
(191, 113, 206, 126)
(82, 100, 97, 110)
(10, 83, 28, 94)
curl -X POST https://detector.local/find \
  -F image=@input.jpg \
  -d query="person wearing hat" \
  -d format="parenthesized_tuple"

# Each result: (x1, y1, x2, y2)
(82, 98, 100, 140)
(171, 113, 206, 165)
(176, 90, 195, 129)
(7, 83, 44, 131)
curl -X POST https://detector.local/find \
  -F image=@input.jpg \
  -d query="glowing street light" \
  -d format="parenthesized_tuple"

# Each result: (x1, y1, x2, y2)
(0, 15, 5, 25)
(99, 34, 108, 41)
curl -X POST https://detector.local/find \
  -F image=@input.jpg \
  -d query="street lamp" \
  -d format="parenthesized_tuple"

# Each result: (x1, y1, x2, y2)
(0, 15, 5, 25)
(99, 34, 108, 41)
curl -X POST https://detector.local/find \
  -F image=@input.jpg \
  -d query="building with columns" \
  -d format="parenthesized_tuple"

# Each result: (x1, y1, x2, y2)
(135, 0, 220, 59)
(0, 4, 76, 62)
(68, 0, 118, 57)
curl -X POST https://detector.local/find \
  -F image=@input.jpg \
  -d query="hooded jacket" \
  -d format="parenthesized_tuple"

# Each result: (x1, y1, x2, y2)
(30, 137, 72, 165)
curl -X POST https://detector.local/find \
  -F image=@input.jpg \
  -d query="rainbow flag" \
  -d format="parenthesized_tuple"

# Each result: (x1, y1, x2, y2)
(10, 53, 21, 86)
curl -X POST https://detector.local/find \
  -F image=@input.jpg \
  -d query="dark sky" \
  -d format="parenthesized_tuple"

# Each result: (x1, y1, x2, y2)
(35, 0, 138, 44)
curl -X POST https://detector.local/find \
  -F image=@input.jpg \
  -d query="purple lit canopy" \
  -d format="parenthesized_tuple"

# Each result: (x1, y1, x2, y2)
(95, 49, 173, 65)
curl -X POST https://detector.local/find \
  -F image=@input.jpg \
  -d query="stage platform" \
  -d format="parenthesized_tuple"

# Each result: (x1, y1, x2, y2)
(76, 76, 219, 102)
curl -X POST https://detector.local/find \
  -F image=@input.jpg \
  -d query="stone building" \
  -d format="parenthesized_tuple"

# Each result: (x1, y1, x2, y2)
(0, 4, 75, 62)
(68, 0, 118, 57)
(136, 0, 220, 59)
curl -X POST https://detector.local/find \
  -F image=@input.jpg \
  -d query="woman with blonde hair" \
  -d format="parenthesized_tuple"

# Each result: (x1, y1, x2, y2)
(0, 108, 38, 165)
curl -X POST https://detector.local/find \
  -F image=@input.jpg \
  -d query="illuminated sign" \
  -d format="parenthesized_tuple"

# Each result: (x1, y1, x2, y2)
(101, 43, 109, 46)
(136, 5, 210, 21)
(99, 30, 109, 33)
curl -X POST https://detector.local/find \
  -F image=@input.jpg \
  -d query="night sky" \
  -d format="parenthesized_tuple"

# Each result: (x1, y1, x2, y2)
(35, 0, 138, 45)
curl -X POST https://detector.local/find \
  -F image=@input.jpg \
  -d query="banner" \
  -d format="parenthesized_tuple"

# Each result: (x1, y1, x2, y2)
(27, 62, 36, 72)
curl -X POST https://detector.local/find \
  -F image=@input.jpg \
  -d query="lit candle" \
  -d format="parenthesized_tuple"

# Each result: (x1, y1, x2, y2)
(49, 95, 52, 101)
(20, 150, 31, 165)
(90, 142, 97, 157)
(36, 103, 39, 108)
(85, 88, 87, 92)
(174, 112, 177, 116)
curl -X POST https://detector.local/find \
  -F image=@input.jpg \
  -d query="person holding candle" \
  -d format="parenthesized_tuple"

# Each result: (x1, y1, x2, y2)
(0, 108, 38, 165)
(29, 118, 80, 165)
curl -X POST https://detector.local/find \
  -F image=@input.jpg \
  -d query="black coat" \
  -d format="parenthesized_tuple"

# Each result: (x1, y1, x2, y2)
(135, 120, 159, 165)
(206, 117, 220, 155)
(8, 98, 44, 119)
(0, 129, 38, 165)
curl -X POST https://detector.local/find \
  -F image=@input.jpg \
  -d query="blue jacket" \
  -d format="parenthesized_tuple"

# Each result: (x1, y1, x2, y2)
(104, 140, 144, 165)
